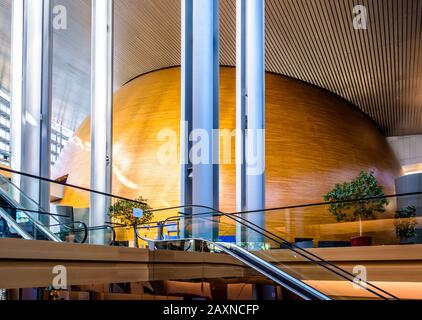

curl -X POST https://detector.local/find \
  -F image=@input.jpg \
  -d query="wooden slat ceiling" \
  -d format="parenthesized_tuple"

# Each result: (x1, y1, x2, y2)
(0, 0, 421, 136)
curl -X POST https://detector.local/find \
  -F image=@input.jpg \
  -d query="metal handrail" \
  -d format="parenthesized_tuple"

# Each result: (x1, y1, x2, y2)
(134, 211, 398, 300)
(176, 211, 400, 300)
(1, 166, 421, 218)
(0, 175, 66, 241)
(0, 167, 402, 299)
(49, 220, 88, 244)
(86, 225, 116, 246)
(0, 204, 118, 245)
(141, 236, 331, 300)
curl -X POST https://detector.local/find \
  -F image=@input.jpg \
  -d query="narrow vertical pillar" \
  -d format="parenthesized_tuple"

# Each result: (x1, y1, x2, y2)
(181, 0, 220, 241)
(11, 0, 53, 222)
(10, 0, 24, 201)
(192, 0, 219, 240)
(38, 0, 54, 215)
(235, 0, 247, 244)
(90, 0, 113, 243)
(236, 0, 266, 247)
(180, 0, 193, 239)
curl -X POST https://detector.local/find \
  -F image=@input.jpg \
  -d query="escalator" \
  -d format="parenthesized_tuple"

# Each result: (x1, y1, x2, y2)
(136, 210, 400, 300)
(217, 241, 330, 300)
(0, 174, 72, 242)
(0, 169, 118, 245)
(151, 238, 330, 300)
(0, 167, 404, 300)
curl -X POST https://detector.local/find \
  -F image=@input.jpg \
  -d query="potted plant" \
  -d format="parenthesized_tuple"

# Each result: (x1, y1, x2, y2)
(394, 206, 418, 244)
(108, 196, 153, 247)
(323, 171, 389, 246)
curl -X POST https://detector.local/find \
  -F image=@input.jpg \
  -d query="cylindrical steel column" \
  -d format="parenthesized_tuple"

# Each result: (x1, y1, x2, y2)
(12, 0, 53, 224)
(236, 0, 266, 247)
(90, 0, 114, 244)
(180, 0, 193, 239)
(10, 0, 24, 202)
(181, 0, 220, 241)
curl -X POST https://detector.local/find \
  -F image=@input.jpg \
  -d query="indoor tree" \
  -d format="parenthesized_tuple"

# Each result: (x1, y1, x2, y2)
(109, 196, 153, 247)
(323, 171, 389, 239)
(394, 206, 418, 243)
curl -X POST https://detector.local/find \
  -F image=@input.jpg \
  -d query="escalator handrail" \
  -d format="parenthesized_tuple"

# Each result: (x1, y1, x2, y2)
(86, 225, 117, 246)
(2, 166, 422, 217)
(216, 241, 331, 301)
(0, 207, 32, 240)
(214, 211, 401, 300)
(49, 220, 88, 244)
(0, 167, 147, 206)
(0, 206, 89, 243)
(0, 188, 62, 242)
(134, 211, 398, 300)
(146, 237, 331, 300)
(0, 175, 65, 228)
(0, 178, 62, 242)
(0, 168, 398, 299)
(0, 204, 119, 245)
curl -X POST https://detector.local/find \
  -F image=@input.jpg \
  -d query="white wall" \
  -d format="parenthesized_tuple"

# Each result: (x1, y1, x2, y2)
(388, 135, 422, 175)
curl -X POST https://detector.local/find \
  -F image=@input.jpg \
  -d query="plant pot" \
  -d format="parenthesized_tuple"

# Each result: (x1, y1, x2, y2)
(294, 240, 314, 249)
(318, 241, 351, 248)
(294, 238, 314, 248)
(399, 237, 415, 245)
(350, 236, 372, 247)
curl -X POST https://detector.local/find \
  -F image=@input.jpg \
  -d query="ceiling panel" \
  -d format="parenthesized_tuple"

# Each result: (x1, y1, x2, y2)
(0, 0, 10, 94)
(0, 0, 91, 131)
(263, 0, 422, 136)
(52, 0, 91, 131)
(0, 0, 421, 136)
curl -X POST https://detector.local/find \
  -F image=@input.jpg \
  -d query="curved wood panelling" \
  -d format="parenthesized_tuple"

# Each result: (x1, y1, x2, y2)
(52, 67, 400, 236)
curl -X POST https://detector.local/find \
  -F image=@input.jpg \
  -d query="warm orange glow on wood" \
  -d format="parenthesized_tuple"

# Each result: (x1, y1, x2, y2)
(52, 67, 400, 238)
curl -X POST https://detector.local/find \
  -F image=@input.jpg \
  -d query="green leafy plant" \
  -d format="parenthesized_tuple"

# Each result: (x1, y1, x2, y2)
(108, 196, 153, 226)
(394, 206, 418, 240)
(323, 171, 389, 236)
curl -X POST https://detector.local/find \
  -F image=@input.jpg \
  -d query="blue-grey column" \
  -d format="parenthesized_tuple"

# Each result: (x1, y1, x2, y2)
(90, 0, 113, 243)
(236, 0, 266, 247)
(180, 0, 193, 239)
(189, 0, 220, 240)
(16, 0, 53, 223)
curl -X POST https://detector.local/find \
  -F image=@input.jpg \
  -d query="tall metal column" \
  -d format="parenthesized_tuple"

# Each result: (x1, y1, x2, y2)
(180, 0, 193, 239)
(192, 0, 220, 240)
(236, 0, 266, 247)
(90, 0, 113, 243)
(181, 0, 220, 241)
(38, 0, 54, 216)
(235, 0, 247, 244)
(10, 0, 24, 201)
(10, 0, 53, 223)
